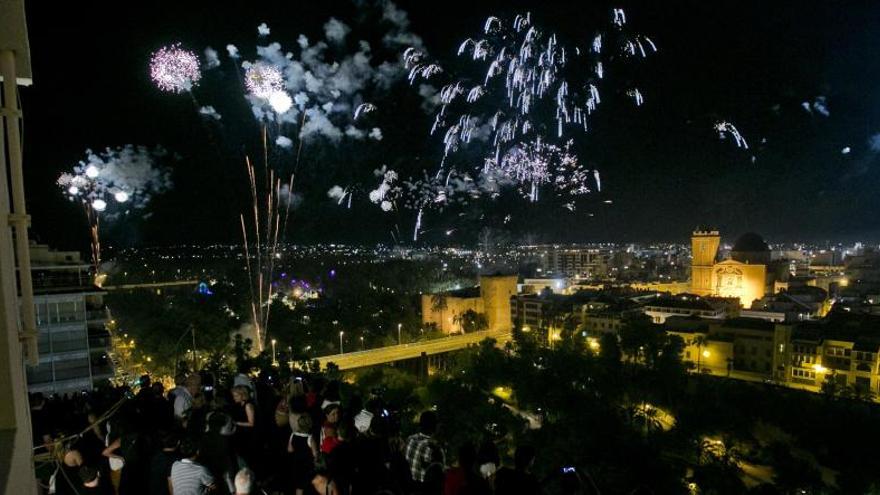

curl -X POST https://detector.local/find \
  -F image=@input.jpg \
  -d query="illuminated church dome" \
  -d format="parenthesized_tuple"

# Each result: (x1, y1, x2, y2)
(731, 232, 770, 264)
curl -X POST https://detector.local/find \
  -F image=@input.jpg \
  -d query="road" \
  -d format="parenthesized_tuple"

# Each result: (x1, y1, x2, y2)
(315, 329, 512, 370)
(101, 280, 200, 290)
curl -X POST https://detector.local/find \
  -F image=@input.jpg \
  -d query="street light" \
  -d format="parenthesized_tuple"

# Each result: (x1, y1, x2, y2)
(339, 331, 344, 354)
(398, 323, 402, 345)
(271, 339, 278, 366)
(360, 335, 365, 350)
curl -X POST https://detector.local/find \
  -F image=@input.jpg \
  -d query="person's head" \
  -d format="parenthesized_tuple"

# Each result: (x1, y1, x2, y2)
(151, 382, 165, 396)
(78, 466, 100, 487)
(234, 468, 254, 494)
(289, 378, 305, 398)
(232, 385, 251, 404)
(297, 414, 313, 434)
(323, 380, 341, 401)
(185, 374, 202, 394)
(30, 392, 45, 409)
(323, 403, 341, 425)
(160, 431, 178, 451)
(419, 410, 438, 436)
(514, 445, 536, 472)
(175, 373, 187, 386)
(289, 395, 307, 414)
(208, 411, 230, 433)
(179, 437, 199, 459)
(139, 375, 151, 389)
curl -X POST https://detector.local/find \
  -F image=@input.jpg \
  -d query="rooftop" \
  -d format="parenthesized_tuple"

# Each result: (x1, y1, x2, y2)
(719, 317, 777, 332)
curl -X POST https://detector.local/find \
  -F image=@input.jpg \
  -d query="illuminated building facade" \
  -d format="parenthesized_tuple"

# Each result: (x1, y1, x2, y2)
(690, 229, 773, 307)
(539, 247, 611, 278)
(665, 311, 880, 397)
(421, 273, 518, 334)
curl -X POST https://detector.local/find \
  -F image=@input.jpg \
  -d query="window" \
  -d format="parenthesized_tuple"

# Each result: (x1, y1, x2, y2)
(791, 368, 816, 379)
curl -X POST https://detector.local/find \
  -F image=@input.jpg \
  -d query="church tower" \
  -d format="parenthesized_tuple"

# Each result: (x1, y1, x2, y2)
(691, 229, 720, 296)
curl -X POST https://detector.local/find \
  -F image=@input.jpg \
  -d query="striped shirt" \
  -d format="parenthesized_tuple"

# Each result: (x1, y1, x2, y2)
(170, 459, 214, 495)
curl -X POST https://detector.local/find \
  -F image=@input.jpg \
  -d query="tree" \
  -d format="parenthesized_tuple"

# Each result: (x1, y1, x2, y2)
(692, 335, 708, 372)
(459, 309, 489, 334)
(431, 293, 448, 331)
(598, 332, 622, 370)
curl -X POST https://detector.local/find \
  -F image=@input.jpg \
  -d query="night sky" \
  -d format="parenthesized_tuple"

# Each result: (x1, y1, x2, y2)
(19, 1, 880, 250)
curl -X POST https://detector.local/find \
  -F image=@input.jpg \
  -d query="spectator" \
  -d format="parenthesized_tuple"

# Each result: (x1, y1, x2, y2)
(288, 415, 318, 495)
(476, 438, 500, 481)
(231, 385, 256, 468)
(168, 374, 187, 403)
(200, 410, 238, 494)
(320, 403, 342, 448)
(321, 425, 341, 454)
(233, 468, 256, 495)
(170, 437, 215, 495)
(78, 465, 113, 495)
(29, 393, 52, 450)
(174, 374, 202, 424)
(54, 441, 84, 495)
(494, 445, 540, 495)
(311, 454, 340, 495)
(443, 442, 491, 495)
(327, 422, 356, 494)
(148, 432, 178, 495)
(405, 411, 445, 487)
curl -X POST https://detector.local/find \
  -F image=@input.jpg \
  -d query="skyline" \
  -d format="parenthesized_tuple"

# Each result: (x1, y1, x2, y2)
(20, 1, 880, 251)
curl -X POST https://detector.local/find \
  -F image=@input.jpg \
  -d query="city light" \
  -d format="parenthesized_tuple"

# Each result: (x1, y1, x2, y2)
(813, 364, 827, 373)
(702, 349, 711, 358)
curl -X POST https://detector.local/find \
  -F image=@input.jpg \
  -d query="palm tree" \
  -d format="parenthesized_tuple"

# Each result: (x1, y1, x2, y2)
(628, 402, 663, 437)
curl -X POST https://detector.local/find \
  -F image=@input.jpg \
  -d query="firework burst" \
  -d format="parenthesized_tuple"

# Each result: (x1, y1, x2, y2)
(150, 43, 201, 93)
(397, 9, 656, 239)
(245, 62, 284, 99)
(57, 146, 171, 273)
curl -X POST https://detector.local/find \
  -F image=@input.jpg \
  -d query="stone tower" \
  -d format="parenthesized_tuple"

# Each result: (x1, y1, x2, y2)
(479, 273, 518, 332)
(691, 229, 720, 296)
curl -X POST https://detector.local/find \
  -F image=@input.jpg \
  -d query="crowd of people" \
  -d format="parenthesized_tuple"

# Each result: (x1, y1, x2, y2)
(31, 367, 574, 495)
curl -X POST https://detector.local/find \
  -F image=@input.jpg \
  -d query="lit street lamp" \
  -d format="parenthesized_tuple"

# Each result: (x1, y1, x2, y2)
(398, 323, 402, 345)
(360, 335, 365, 350)
(339, 331, 344, 354)
(271, 339, 278, 367)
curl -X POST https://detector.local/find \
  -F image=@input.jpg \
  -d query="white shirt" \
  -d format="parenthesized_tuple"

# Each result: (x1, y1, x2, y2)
(173, 387, 193, 419)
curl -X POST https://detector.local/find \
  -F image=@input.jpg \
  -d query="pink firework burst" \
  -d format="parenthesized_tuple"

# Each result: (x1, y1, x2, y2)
(150, 43, 201, 93)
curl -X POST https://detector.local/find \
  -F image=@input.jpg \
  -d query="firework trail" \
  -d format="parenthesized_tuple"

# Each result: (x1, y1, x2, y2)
(57, 146, 171, 274)
(714, 121, 749, 149)
(399, 9, 656, 239)
(238, 155, 293, 352)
